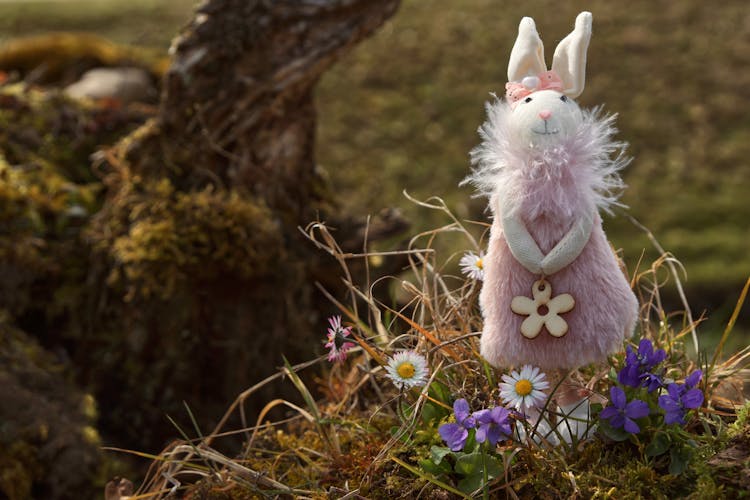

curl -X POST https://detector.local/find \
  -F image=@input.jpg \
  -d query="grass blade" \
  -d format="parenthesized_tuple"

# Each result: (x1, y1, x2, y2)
(282, 355, 341, 455)
(710, 276, 750, 371)
(391, 456, 471, 499)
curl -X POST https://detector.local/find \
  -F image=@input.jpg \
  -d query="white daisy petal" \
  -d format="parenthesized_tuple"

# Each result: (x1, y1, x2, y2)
(498, 364, 550, 412)
(460, 251, 485, 281)
(385, 350, 430, 390)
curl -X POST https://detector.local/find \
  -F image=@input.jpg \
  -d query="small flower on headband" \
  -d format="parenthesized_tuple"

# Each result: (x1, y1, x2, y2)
(505, 70, 565, 108)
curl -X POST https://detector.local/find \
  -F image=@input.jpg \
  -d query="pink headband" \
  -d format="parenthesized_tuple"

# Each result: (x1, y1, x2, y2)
(505, 70, 565, 108)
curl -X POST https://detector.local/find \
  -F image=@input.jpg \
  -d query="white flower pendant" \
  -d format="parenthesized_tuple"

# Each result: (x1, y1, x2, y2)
(510, 279, 575, 339)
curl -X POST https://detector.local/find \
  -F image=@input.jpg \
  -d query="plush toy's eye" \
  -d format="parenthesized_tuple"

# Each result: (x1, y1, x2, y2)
(560, 95, 568, 102)
(524, 97, 533, 103)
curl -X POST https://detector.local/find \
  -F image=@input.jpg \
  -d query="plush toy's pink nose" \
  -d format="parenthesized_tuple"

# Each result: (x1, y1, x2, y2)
(538, 110, 552, 121)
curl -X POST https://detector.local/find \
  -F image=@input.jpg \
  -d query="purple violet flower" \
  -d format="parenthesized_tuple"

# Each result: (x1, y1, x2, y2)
(600, 386, 650, 434)
(685, 369, 703, 389)
(617, 361, 641, 388)
(658, 370, 704, 425)
(618, 338, 667, 391)
(638, 338, 668, 368)
(642, 372, 665, 393)
(438, 399, 477, 451)
(473, 407, 512, 447)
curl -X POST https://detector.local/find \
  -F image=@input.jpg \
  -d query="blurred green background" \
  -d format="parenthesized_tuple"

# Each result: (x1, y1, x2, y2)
(2, 0, 747, 345)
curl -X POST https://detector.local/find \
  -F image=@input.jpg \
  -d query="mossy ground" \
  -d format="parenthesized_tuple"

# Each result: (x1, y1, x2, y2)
(0, 81, 155, 497)
(149, 405, 749, 498)
(0, 83, 149, 316)
(0, 0, 193, 48)
(0, 316, 106, 500)
(126, 215, 749, 499)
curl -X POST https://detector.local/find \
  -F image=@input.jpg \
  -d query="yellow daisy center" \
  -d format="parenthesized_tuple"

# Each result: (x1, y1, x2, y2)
(515, 379, 533, 396)
(397, 362, 416, 379)
(476, 258, 483, 270)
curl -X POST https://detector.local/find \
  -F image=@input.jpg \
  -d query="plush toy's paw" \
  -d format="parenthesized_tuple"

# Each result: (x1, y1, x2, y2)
(515, 408, 560, 447)
(556, 398, 597, 445)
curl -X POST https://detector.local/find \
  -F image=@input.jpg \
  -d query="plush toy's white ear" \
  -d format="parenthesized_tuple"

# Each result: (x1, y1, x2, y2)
(551, 11, 592, 99)
(507, 17, 547, 82)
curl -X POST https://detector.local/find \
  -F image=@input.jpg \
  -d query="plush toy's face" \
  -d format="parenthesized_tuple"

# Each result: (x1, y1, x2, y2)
(510, 89, 583, 148)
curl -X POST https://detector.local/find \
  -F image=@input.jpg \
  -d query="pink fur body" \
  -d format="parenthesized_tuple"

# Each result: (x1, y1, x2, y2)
(466, 100, 638, 370)
(480, 212, 637, 370)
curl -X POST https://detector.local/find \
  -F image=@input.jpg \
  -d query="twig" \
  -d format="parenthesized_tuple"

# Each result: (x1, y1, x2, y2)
(168, 445, 307, 495)
(627, 214, 699, 353)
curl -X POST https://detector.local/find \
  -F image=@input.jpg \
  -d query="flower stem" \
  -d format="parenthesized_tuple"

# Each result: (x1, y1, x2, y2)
(482, 441, 489, 500)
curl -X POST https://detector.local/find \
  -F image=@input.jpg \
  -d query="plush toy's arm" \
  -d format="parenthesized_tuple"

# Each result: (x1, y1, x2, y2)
(501, 211, 544, 274)
(501, 203, 594, 275)
(540, 213, 594, 275)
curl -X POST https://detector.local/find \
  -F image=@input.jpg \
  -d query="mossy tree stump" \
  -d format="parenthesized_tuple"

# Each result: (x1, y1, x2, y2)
(83, 0, 401, 449)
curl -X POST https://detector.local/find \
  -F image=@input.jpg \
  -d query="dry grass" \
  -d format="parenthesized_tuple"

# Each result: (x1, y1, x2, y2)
(114, 197, 749, 499)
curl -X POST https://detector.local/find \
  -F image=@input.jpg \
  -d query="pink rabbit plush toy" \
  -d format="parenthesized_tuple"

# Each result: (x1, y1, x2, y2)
(465, 12, 639, 438)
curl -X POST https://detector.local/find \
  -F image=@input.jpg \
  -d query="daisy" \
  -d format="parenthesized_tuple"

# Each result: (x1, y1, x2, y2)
(324, 315, 356, 363)
(499, 365, 549, 412)
(385, 350, 429, 390)
(459, 251, 485, 281)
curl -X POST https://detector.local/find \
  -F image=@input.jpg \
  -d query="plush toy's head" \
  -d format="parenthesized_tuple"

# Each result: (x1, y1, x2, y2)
(508, 88, 583, 148)
(465, 11, 628, 215)
(505, 12, 592, 148)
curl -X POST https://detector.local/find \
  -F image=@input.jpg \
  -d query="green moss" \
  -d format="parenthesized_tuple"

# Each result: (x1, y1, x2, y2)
(0, 317, 103, 500)
(0, 441, 40, 500)
(0, 85, 148, 181)
(93, 177, 283, 301)
(0, 84, 147, 314)
(0, 32, 169, 83)
(729, 401, 750, 436)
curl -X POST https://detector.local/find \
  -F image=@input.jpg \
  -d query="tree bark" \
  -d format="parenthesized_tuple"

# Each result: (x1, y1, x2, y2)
(85, 0, 402, 449)
(162, 0, 399, 205)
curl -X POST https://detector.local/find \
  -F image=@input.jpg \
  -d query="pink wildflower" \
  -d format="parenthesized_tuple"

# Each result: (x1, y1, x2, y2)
(325, 315, 356, 363)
